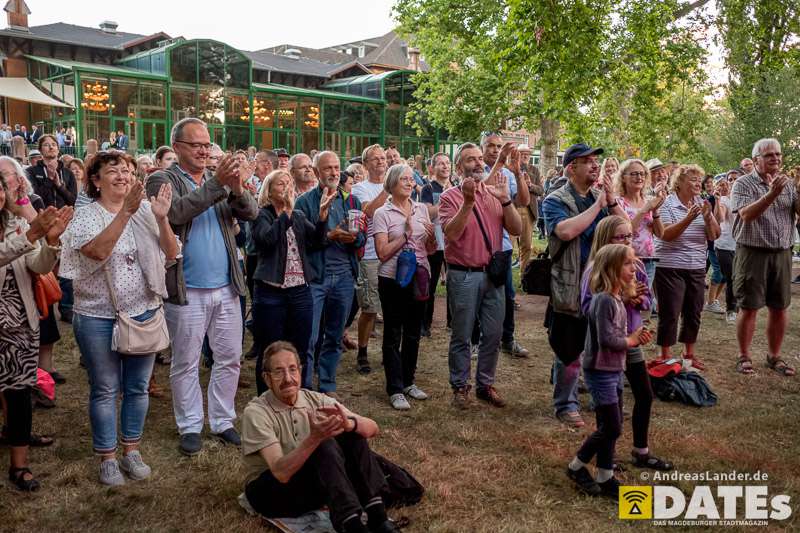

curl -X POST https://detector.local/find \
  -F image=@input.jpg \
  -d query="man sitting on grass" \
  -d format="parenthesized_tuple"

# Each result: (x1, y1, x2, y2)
(239, 341, 399, 533)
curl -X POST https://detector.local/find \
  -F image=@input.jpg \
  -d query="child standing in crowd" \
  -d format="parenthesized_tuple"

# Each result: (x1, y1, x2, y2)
(567, 243, 652, 499)
(580, 216, 674, 476)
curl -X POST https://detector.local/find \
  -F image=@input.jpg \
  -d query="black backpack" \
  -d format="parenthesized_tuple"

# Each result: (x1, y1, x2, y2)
(373, 452, 424, 508)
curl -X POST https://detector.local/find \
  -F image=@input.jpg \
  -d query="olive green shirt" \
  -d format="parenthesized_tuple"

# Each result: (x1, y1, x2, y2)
(241, 389, 336, 483)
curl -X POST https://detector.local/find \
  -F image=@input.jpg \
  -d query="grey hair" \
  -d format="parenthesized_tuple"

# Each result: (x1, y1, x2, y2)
(170, 117, 206, 145)
(346, 163, 364, 175)
(752, 138, 781, 159)
(454, 142, 478, 169)
(312, 150, 338, 170)
(0, 155, 32, 195)
(479, 131, 501, 148)
(289, 152, 310, 169)
(384, 163, 412, 194)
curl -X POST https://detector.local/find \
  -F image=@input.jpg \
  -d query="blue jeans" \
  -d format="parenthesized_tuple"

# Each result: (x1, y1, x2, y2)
(642, 259, 657, 291)
(552, 356, 581, 416)
(447, 270, 504, 390)
(252, 283, 313, 394)
(708, 249, 723, 285)
(502, 251, 515, 344)
(73, 310, 156, 454)
(307, 272, 354, 392)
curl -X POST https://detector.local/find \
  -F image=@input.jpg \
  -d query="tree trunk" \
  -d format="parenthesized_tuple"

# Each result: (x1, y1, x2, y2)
(539, 116, 559, 176)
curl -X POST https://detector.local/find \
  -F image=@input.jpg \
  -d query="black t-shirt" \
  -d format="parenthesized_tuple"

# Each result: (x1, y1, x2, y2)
(420, 180, 445, 205)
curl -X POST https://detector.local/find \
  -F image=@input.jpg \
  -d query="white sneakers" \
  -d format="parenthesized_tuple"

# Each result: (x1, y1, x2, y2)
(704, 300, 724, 314)
(389, 385, 429, 410)
(101, 451, 152, 486)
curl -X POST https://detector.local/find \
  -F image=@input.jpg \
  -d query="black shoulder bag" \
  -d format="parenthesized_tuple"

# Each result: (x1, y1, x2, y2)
(521, 242, 568, 297)
(472, 206, 509, 288)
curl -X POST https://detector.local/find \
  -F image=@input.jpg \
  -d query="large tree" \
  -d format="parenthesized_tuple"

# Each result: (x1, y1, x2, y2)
(394, 0, 714, 173)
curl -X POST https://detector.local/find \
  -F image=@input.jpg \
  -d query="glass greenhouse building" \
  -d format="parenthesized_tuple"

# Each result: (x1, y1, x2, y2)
(25, 39, 458, 160)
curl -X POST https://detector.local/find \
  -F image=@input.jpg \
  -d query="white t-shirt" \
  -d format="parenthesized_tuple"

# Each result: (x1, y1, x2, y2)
(715, 195, 736, 252)
(351, 180, 385, 260)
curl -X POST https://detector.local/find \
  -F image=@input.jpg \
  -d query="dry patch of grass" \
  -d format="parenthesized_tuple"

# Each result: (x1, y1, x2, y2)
(2, 283, 800, 532)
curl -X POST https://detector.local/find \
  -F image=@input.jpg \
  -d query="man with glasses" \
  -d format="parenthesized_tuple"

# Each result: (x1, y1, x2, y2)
(146, 117, 258, 455)
(289, 153, 316, 196)
(542, 142, 626, 428)
(239, 341, 398, 533)
(730, 138, 800, 377)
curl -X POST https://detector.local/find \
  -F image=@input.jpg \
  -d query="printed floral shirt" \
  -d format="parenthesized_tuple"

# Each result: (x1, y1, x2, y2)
(620, 196, 655, 258)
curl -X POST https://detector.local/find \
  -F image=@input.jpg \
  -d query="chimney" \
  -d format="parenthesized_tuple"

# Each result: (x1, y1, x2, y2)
(4, 0, 31, 32)
(99, 20, 118, 34)
(407, 47, 421, 71)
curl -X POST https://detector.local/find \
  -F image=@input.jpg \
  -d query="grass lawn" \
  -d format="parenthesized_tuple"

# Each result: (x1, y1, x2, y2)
(2, 261, 799, 532)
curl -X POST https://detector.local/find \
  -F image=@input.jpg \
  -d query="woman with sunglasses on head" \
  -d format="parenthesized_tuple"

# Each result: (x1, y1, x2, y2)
(0, 155, 72, 490)
(614, 159, 665, 288)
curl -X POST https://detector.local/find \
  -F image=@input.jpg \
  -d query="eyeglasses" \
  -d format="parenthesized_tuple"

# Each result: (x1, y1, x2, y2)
(174, 140, 212, 152)
(269, 366, 300, 379)
(611, 233, 633, 242)
(624, 172, 646, 178)
(759, 152, 782, 159)
(399, 176, 416, 183)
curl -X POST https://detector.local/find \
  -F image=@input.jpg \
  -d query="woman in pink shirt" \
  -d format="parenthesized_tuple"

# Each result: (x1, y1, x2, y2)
(373, 164, 436, 411)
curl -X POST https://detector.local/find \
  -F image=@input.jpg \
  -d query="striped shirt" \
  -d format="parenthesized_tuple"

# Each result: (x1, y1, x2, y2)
(654, 193, 708, 270)
(730, 171, 798, 250)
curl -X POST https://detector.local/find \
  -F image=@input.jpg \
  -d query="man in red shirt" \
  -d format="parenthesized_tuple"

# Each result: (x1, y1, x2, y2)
(439, 142, 522, 409)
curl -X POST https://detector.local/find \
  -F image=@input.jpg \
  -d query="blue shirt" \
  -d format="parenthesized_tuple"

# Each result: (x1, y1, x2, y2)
(542, 186, 607, 268)
(485, 166, 518, 252)
(179, 168, 231, 289)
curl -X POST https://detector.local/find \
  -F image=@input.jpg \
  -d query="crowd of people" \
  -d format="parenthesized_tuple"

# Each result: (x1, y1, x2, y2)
(0, 116, 797, 531)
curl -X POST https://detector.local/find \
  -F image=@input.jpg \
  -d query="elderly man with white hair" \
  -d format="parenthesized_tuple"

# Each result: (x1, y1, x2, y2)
(731, 138, 800, 377)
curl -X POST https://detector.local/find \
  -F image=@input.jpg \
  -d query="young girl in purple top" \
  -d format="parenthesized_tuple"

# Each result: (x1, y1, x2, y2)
(567, 242, 653, 499)
(579, 216, 674, 478)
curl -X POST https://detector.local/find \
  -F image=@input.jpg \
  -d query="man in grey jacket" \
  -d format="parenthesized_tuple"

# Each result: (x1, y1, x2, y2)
(146, 118, 258, 456)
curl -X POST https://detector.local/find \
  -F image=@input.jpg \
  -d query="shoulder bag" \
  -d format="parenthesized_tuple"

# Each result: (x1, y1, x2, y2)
(521, 242, 567, 297)
(472, 206, 508, 288)
(104, 267, 170, 356)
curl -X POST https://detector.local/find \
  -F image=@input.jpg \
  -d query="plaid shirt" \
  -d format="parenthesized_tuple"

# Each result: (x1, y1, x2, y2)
(731, 171, 798, 249)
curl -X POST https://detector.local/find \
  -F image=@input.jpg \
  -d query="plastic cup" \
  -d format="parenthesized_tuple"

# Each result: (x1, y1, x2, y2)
(347, 209, 363, 233)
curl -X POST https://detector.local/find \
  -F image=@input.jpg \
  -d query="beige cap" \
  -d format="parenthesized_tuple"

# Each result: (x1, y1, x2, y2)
(645, 158, 664, 171)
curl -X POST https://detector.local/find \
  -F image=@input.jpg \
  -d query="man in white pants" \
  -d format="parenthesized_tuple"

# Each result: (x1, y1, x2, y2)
(146, 118, 258, 455)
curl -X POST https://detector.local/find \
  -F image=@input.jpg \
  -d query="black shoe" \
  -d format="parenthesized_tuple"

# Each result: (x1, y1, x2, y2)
(213, 427, 241, 447)
(370, 519, 401, 533)
(179, 433, 202, 456)
(597, 476, 621, 500)
(244, 346, 259, 360)
(566, 466, 601, 496)
(357, 359, 371, 374)
(9, 466, 40, 492)
(49, 370, 66, 385)
(59, 309, 73, 324)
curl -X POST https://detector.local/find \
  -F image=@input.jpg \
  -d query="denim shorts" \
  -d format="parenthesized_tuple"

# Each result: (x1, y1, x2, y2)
(583, 368, 623, 407)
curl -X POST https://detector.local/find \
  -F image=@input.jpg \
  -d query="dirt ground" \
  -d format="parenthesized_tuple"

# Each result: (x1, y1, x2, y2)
(2, 279, 799, 532)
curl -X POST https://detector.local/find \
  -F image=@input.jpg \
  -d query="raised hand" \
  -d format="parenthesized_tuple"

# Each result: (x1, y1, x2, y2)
(46, 206, 73, 245)
(462, 177, 477, 206)
(25, 206, 58, 243)
(327, 227, 356, 244)
(215, 155, 242, 194)
(123, 180, 145, 217)
(45, 161, 62, 187)
(498, 142, 515, 166)
(150, 183, 173, 221)
(507, 147, 522, 176)
(423, 220, 435, 242)
(307, 409, 345, 444)
(768, 174, 789, 197)
(486, 171, 510, 203)
(319, 186, 337, 221)
(701, 199, 712, 219)
(686, 203, 702, 220)
(404, 212, 413, 238)
(647, 188, 666, 212)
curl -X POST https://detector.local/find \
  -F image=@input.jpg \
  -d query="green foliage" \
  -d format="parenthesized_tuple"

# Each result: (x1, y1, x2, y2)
(718, 0, 800, 168)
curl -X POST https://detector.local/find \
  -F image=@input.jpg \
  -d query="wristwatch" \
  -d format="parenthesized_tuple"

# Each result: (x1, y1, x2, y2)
(501, 199, 513, 207)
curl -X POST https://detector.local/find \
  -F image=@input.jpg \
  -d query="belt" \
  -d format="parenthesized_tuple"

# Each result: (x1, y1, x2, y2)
(447, 263, 486, 272)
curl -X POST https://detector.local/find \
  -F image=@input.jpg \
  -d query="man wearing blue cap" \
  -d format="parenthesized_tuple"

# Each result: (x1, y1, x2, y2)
(542, 143, 626, 429)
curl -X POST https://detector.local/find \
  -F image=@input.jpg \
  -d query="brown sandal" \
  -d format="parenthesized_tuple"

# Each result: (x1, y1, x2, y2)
(736, 356, 755, 375)
(766, 356, 795, 377)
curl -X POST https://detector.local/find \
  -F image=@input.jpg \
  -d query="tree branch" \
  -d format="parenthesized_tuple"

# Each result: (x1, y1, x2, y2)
(675, 0, 712, 19)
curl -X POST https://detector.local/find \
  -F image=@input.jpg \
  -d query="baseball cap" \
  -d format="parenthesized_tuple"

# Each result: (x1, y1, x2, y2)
(274, 148, 289, 157)
(562, 143, 604, 167)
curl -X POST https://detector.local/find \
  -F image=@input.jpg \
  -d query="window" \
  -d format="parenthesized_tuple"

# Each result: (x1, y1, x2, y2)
(358, 46, 365, 58)
(170, 42, 197, 84)
(171, 87, 197, 121)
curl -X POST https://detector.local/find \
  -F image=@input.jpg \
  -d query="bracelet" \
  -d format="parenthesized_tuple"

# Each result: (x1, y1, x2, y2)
(347, 416, 358, 433)
(501, 199, 512, 207)
(15, 197, 30, 206)
(652, 215, 660, 219)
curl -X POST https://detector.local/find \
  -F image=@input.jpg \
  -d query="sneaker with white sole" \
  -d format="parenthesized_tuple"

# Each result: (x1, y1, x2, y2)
(119, 450, 152, 480)
(726, 312, 737, 324)
(237, 492, 258, 516)
(99, 458, 125, 486)
(403, 384, 428, 400)
(704, 300, 724, 314)
(389, 393, 411, 410)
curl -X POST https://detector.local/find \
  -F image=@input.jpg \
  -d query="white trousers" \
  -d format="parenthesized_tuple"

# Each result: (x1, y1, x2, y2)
(166, 285, 242, 435)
